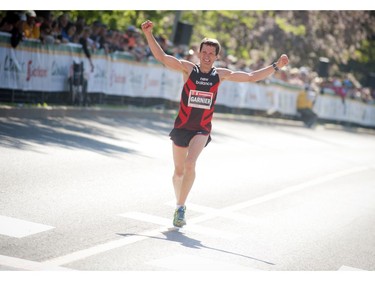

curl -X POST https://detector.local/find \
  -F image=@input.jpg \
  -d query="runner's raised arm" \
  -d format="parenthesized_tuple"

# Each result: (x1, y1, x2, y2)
(141, 20, 193, 78)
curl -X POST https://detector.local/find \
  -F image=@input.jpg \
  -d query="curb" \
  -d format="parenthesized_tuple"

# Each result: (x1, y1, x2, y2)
(0, 105, 177, 120)
(0, 105, 309, 130)
(2, 105, 373, 134)
(0, 105, 295, 124)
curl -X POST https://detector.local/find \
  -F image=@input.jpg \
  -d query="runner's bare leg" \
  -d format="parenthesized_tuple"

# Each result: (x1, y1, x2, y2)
(172, 144, 187, 202)
(172, 135, 209, 206)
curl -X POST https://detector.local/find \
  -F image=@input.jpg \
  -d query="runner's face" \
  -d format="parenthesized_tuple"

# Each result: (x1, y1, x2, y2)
(199, 44, 217, 68)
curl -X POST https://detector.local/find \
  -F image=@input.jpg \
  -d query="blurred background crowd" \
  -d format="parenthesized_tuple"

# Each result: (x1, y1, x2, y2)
(1, 10, 374, 105)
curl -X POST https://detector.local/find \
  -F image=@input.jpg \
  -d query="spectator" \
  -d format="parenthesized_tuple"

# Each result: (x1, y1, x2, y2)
(185, 44, 199, 64)
(61, 22, 77, 43)
(273, 68, 288, 82)
(39, 22, 55, 45)
(288, 68, 304, 86)
(97, 23, 109, 53)
(105, 29, 124, 52)
(252, 58, 265, 70)
(79, 26, 95, 72)
(157, 35, 173, 55)
(173, 45, 187, 60)
(123, 25, 138, 51)
(9, 12, 24, 48)
(58, 13, 69, 30)
(22, 10, 40, 39)
(0, 11, 19, 32)
(297, 84, 318, 128)
(118, 32, 129, 52)
(35, 10, 54, 26)
(50, 20, 62, 43)
(112, 29, 125, 52)
(89, 20, 102, 49)
(131, 36, 147, 61)
(75, 15, 85, 35)
(55, 13, 69, 42)
(361, 88, 373, 104)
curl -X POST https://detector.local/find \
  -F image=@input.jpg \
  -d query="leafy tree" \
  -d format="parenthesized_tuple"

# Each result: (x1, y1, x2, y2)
(177, 10, 374, 85)
(1, 10, 373, 85)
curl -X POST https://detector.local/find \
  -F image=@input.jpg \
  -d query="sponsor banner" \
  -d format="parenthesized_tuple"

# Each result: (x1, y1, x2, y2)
(159, 66, 183, 101)
(217, 82, 298, 115)
(0, 35, 82, 91)
(107, 60, 128, 95)
(0, 34, 373, 127)
(88, 57, 109, 94)
(313, 95, 375, 126)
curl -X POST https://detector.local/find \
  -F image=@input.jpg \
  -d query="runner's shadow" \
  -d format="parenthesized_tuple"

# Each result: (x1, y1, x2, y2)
(117, 228, 275, 266)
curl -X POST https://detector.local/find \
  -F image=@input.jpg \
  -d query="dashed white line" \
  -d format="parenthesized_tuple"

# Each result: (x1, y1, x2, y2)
(43, 226, 172, 266)
(0, 254, 73, 271)
(166, 201, 263, 224)
(189, 166, 369, 224)
(338, 265, 366, 271)
(44, 210, 240, 267)
(0, 215, 54, 238)
(42, 166, 368, 267)
(118, 212, 240, 239)
(147, 254, 260, 270)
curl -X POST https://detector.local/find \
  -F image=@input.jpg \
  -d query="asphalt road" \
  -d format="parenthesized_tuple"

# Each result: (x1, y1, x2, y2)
(0, 107, 374, 277)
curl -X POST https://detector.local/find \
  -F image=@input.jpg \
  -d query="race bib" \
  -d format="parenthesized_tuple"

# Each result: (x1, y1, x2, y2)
(188, 90, 213, 109)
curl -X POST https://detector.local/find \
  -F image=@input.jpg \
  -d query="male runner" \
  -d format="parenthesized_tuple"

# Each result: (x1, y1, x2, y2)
(141, 19, 289, 227)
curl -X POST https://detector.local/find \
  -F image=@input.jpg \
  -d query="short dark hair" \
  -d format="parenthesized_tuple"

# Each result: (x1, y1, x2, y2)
(199, 38, 221, 56)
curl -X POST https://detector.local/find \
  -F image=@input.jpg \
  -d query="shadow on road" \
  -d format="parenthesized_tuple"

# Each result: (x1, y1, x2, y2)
(117, 229, 275, 267)
(0, 115, 171, 156)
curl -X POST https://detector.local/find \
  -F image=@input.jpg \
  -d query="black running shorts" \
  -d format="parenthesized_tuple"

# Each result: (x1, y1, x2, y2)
(169, 128, 211, 147)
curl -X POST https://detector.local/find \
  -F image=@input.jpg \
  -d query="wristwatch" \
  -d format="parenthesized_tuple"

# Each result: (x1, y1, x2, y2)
(272, 62, 279, 72)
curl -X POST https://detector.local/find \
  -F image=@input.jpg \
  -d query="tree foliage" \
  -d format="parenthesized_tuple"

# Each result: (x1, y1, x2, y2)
(179, 11, 373, 85)
(178, 10, 374, 84)
(2, 10, 374, 85)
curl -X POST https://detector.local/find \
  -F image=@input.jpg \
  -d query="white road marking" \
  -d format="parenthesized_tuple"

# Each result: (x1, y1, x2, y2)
(147, 254, 260, 270)
(42, 167, 369, 267)
(338, 265, 366, 271)
(118, 212, 240, 239)
(190, 167, 369, 224)
(0, 215, 54, 238)
(167, 167, 369, 225)
(166, 201, 263, 224)
(44, 210, 239, 267)
(0, 254, 73, 271)
(119, 212, 170, 226)
(43, 226, 172, 266)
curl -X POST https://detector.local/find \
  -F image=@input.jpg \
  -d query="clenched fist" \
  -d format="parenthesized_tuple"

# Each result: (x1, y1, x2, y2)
(141, 20, 153, 34)
(277, 54, 289, 69)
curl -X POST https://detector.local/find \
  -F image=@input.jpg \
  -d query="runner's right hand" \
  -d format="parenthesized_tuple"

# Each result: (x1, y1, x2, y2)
(141, 20, 153, 34)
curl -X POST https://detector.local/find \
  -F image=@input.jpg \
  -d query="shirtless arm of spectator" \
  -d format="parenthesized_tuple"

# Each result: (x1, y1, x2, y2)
(79, 28, 94, 72)
(141, 20, 194, 82)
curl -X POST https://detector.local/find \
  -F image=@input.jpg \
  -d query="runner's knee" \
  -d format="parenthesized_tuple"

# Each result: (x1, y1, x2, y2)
(174, 166, 184, 178)
(184, 159, 196, 173)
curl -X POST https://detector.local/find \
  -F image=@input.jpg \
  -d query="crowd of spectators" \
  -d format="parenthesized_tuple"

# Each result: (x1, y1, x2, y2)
(277, 68, 375, 105)
(1, 10, 374, 105)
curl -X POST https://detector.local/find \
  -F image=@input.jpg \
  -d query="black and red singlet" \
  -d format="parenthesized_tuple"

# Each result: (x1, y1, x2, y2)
(173, 64, 220, 132)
